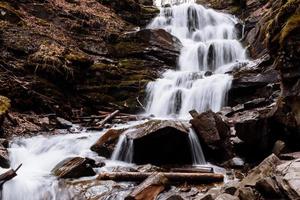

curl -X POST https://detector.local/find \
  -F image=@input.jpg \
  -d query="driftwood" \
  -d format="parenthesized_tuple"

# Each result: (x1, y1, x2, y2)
(0, 164, 22, 187)
(125, 173, 168, 200)
(98, 172, 224, 183)
(96, 110, 120, 128)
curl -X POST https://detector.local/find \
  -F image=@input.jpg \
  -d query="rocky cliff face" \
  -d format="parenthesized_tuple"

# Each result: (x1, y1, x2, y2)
(0, 0, 180, 117)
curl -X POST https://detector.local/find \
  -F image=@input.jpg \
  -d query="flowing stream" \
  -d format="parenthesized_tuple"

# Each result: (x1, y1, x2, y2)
(146, 1, 247, 118)
(1, 1, 248, 199)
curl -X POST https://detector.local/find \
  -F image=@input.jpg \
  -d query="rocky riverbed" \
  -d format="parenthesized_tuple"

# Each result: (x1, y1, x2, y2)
(0, 0, 299, 199)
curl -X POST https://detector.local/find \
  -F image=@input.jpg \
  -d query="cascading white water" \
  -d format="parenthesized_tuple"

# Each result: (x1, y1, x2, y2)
(146, 1, 247, 118)
(188, 128, 206, 165)
(0, 132, 102, 200)
(111, 134, 134, 163)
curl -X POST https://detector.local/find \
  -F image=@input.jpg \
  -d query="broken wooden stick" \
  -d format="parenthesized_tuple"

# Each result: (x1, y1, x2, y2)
(98, 172, 224, 183)
(96, 110, 120, 128)
(0, 164, 22, 187)
(136, 97, 146, 111)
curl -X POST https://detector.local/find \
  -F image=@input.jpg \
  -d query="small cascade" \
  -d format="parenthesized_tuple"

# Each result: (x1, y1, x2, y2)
(146, 2, 248, 118)
(111, 134, 134, 163)
(188, 128, 206, 165)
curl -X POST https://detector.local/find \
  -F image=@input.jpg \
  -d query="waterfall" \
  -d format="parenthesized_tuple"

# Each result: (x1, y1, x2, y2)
(146, 2, 247, 118)
(188, 128, 206, 165)
(111, 134, 134, 163)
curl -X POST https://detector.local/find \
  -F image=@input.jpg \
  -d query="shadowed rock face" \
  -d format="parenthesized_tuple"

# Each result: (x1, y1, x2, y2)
(133, 129, 192, 165)
(130, 121, 192, 165)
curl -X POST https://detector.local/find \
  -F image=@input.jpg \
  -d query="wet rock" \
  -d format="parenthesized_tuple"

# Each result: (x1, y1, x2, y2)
(275, 158, 300, 199)
(90, 128, 124, 158)
(125, 173, 168, 200)
(215, 194, 239, 200)
(238, 154, 280, 188)
(68, 179, 132, 199)
(0, 144, 10, 168)
(190, 110, 233, 162)
(52, 157, 96, 179)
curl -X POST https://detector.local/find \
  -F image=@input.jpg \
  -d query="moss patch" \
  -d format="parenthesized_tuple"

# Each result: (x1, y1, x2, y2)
(0, 96, 10, 116)
(280, 12, 300, 46)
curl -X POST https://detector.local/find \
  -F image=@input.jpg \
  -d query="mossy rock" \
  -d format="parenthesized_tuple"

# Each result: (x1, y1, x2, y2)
(0, 96, 10, 116)
(65, 51, 93, 68)
(267, 0, 300, 48)
(140, 6, 159, 15)
(280, 12, 300, 46)
(112, 42, 145, 57)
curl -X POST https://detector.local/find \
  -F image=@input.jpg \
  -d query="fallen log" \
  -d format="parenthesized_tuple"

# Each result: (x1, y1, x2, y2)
(125, 173, 168, 200)
(0, 164, 22, 187)
(170, 166, 214, 173)
(96, 110, 120, 128)
(98, 172, 224, 183)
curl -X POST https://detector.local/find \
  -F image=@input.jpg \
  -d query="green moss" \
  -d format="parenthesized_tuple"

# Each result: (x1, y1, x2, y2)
(90, 62, 108, 70)
(266, 0, 300, 47)
(280, 13, 300, 46)
(119, 59, 146, 69)
(229, 6, 241, 15)
(0, 96, 10, 116)
(141, 6, 159, 15)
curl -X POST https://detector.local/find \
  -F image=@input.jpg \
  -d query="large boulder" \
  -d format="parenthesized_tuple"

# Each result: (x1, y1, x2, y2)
(228, 55, 280, 107)
(190, 110, 233, 162)
(110, 29, 182, 67)
(52, 157, 96, 179)
(101, 0, 159, 26)
(91, 120, 193, 165)
(127, 120, 191, 165)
